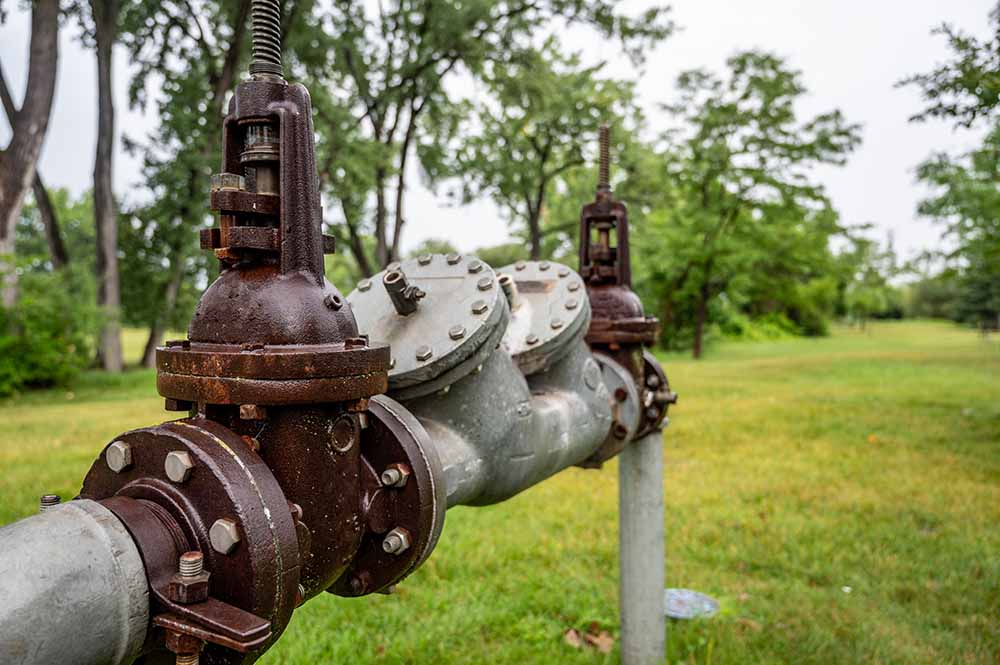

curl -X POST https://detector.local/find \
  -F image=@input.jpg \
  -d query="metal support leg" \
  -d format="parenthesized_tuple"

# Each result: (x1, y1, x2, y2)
(619, 430, 665, 665)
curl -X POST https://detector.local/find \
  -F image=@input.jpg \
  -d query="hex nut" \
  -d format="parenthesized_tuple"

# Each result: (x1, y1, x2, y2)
(551, 318, 564, 330)
(418, 254, 433, 265)
(471, 299, 488, 315)
(467, 260, 483, 274)
(210, 518, 242, 555)
(568, 281, 581, 292)
(539, 261, 551, 270)
(416, 345, 433, 361)
(558, 267, 570, 277)
(526, 334, 539, 345)
(449, 325, 466, 340)
(358, 278, 372, 292)
(566, 298, 579, 310)
(210, 172, 245, 191)
(382, 527, 412, 555)
(515, 260, 526, 271)
(165, 451, 194, 483)
(106, 440, 133, 473)
(477, 276, 493, 291)
(167, 571, 211, 604)
(446, 253, 462, 264)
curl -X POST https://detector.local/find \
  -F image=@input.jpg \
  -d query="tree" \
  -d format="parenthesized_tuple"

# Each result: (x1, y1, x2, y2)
(423, 43, 638, 259)
(0, 61, 67, 269)
(0, 0, 60, 307)
(295, 0, 672, 273)
(903, 3, 1000, 330)
(644, 51, 861, 357)
(79, 0, 125, 371)
(898, 2, 1000, 128)
(915, 126, 1000, 329)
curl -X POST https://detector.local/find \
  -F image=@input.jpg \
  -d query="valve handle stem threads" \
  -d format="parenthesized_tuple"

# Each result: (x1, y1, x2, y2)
(598, 123, 611, 194)
(249, 0, 283, 77)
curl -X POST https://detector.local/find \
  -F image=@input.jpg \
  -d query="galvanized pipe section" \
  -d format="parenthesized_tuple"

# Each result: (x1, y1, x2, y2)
(619, 430, 666, 665)
(0, 500, 149, 665)
(411, 340, 612, 507)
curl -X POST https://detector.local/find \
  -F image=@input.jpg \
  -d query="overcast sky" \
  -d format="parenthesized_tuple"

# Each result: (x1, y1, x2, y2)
(0, 0, 993, 259)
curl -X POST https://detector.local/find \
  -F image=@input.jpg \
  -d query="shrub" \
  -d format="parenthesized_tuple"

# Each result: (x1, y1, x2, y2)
(0, 267, 100, 397)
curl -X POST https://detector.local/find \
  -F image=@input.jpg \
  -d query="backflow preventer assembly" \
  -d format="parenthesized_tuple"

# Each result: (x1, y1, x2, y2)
(0, 4, 675, 664)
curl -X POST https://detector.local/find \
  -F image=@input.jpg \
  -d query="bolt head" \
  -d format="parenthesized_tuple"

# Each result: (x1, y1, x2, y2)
(380, 464, 411, 488)
(418, 254, 433, 265)
(358, 278, 372, 292)
(526, 334, 539, 345)
(558, 267, 570, 277)
(449, 325, 466, 340)
(646, 374, 661, 388)
(324, 293, 343, 310)
(539, 261, 551, 270)
(446, 253, 462, 264)
(106, 440, 133, 473)
(566, 298, 579, 310)
(416, 345, 433, 361)
(382, 527, 411, 555)
(477, 277, 493, 291)
(568, 282, 581, 292)
(551, 318, 564, 330)
(165, 451, 194, 483)
(471, 299, 488, 314)
(467, 260, 483, 274)
(515, 261, 526, 271)
(210, 518, 242, 555)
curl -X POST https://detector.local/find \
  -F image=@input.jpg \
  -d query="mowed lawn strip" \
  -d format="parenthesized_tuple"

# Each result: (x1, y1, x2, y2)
(0, 320, 996, 664)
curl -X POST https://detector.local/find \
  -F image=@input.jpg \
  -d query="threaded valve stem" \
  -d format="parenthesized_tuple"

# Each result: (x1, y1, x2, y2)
(598, 124, 611, 192)
(249, 0, 283, 77)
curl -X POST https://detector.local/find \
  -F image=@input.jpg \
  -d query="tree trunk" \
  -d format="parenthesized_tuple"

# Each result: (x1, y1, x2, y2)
(528, 208, 542, 260)
(374, 167, 389, 267)
(0, 0, 60, 307)
(141, 250, 185, 368)
(32, 174, 68, 268)
(92, 0, 123, 372)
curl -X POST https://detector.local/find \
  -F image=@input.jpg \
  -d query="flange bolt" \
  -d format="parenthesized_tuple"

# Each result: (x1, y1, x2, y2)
(39, 494, 61, 513)
(382, 527, 411, 555)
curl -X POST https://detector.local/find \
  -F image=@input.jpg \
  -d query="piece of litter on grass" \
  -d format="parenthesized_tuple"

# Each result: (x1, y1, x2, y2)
(665, 588, 719, 619)
(563, 628, 583, 649)
(842, 586, 852, 594)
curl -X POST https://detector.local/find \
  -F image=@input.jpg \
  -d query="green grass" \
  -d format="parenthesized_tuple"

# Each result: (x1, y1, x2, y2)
(1, 320, 997, 664)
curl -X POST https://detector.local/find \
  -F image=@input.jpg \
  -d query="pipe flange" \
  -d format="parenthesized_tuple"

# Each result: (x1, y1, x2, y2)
(347, 254, 508, 394)
(328, 395, 446, 597)
(497, 260, 591, 375)
(81, 418, 300, 664)
(579, 353, 642, 468)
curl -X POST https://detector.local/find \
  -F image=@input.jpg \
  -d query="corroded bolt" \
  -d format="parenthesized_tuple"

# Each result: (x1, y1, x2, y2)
(165, 451, 194, 483)
(467, 260, 483, 274)
(179, 551, 204, 577)
(449, 325, 466, 340)
(210, 518, 242, 555)
(381, 464, 411, 488)
(39, 495, 61, 513)
(106, 440, 133, 473)
(446, 253, 462, 265)
(175, 654, 199, 665)
(416, 345, 433, 361)
(477, 277, 493, 291)
(471, 299, 488, 315)
(382, 527, 411, 555)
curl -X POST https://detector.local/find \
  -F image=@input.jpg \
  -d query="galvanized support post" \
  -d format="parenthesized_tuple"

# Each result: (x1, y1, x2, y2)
(619, 430, 665, 665)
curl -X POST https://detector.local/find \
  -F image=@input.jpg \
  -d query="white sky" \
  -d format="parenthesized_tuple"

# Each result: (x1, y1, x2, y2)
(0, 0, 993, 259)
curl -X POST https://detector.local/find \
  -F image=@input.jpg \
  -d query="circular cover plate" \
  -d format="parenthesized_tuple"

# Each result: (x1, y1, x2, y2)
(347, 254, 506, 391)
(497, 260, 590, 375)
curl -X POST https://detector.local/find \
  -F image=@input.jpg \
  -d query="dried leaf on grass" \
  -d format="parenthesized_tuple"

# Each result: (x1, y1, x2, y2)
(564, 625, 615, 653)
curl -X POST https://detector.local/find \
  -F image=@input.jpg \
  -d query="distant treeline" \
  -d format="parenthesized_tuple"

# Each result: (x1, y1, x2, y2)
(1, 1, 997, 396)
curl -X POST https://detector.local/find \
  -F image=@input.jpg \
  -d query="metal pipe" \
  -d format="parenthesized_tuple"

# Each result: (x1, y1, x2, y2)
(618, 430, 666, 665)
(0, 500, 149, 665)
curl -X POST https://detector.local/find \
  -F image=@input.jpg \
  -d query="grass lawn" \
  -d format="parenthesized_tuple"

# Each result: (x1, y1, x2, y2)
(0, 320, 997, 664)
